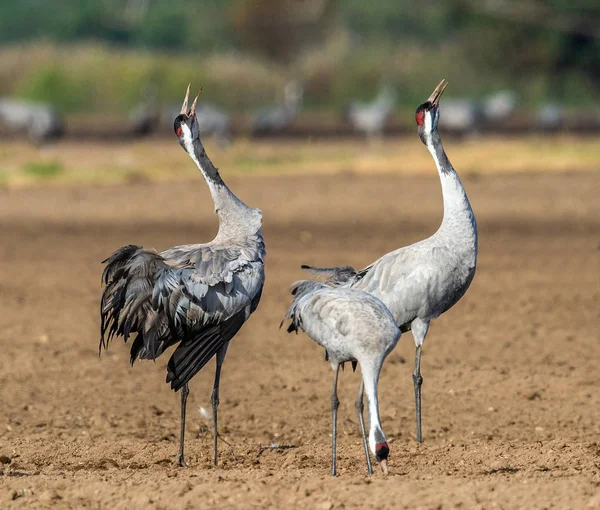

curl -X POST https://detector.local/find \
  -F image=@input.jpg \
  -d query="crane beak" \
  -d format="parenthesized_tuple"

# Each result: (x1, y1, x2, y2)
(180, 84, 203, 116)
(427, 79, 448, 107)
(180, 84, 191, 115)
(190, 88, 202, 116)
(379, 459, 389, 475)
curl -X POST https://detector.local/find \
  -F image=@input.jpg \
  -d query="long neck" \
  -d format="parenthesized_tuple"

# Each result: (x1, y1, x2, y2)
(426, 130, 476, 235)
(184, 134, 262, 241)
(363, 369, 387, 456)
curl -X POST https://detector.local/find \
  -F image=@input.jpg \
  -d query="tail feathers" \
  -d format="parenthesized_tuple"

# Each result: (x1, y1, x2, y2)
(100, 245, 171, 357)
(101, 245, 141, 284)
(300, 264, 357, 284)
(166, 310, 246, 391)
(280, 280, 327, 334)
(167, 325, 222, 391)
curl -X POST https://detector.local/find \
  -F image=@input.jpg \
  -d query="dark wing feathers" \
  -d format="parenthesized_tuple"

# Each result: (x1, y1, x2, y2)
(100, 241, 264, 390)
(166, 310, 246, 391)
(300, 264, 357, 284)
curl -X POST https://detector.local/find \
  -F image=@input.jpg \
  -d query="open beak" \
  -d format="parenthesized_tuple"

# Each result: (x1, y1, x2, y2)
(180, 84, 202, 116)
(427, 79, 448, 107)
(379, 459, 389, 475)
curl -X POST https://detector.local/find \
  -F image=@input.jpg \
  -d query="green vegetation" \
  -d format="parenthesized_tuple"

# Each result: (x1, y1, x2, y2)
(0, 0, 598, 113)
(22, 161, 64, 179)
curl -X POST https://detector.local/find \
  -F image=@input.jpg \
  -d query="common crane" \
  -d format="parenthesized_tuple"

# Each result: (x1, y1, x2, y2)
(344, 85, 397, 138)
(302, 80, 478, 444)
(252, 81, 303, 136)
(0, 99, 64, 145)
(100, 86, 265, 467)
(282, 281, 400, 476)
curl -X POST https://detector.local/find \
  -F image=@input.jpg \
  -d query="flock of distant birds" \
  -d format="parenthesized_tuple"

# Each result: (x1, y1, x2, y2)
(99, 80, 478, 476)
(0, 82, 575, 146)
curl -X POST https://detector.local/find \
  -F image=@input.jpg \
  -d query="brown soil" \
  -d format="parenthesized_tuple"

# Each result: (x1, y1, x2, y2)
(0, 171, 599, 509)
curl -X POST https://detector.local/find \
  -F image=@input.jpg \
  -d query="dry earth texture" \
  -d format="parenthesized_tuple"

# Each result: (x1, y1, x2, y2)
(0, 160, 599, 508)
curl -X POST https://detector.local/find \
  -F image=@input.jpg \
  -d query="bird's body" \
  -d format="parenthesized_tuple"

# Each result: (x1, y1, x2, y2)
(302, 80, 478, 444)
(252, 81, 303, 135)
(0, 99, 64, 144)
(482, 90, 517, 122)
(282, 281, 400, 475)
(130, 101, 232, 143)
(347, 170, 477, 330)
(536, 103, 564, 132)
(438, 98, 482, 136)
(193, 103, 231, 144)
(285, 282, 399, 364)
(345, 86, 397, 138)
(100, 87, 264, 467)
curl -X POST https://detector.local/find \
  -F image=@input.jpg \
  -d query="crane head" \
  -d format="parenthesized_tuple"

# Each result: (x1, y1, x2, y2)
(416, 79, 448, 144)
(174, 84, 203, 149)
(370, 429, 390, 475)
(375, 441, 390, 475)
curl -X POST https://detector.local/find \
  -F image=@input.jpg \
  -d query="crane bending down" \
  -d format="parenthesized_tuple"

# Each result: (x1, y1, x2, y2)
(99, 86, 265, 467)
(302, 80, 478, 443)
(281, 281, 400, 476)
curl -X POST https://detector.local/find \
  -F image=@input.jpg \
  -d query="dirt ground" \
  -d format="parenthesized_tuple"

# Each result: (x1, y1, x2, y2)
(0, 169, 599, 509)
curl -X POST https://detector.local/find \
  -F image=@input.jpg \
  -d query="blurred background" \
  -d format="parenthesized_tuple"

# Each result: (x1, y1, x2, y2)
(0, 0, 598, 182)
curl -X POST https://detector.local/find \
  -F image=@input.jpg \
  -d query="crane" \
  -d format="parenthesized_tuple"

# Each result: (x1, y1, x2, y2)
(281, 281, 400, 476)
(344, 85, 397, 138)
(0, 99, 64, 145)
(302, 80, 478, 444)
(130, 98, 231, 144)
(100, 86, 265, 467)
(252, 81, 303, 136)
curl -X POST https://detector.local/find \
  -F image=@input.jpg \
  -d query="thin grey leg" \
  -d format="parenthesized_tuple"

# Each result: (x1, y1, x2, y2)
(413, 344, 423, 443)
(211, 343, 228, 467)
(330, 364, 341, 477)
(354, 378, 373, 476)
(177, 383, 189, 467)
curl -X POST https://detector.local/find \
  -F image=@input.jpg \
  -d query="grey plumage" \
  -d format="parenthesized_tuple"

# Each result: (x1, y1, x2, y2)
(100, 238, 265, 388)
(438, 98, 483, 136)
(344, 85, 397, 138)
(0, 99, 64, 144)
(130, 101, 232, 143)
(302, 80, 478, 444)
(536, 103, 564, 132)
(252, 81, 303, 135)
(482, 90, 518, 122)
(300, 264, 357, 284)
(100, 86, 265, 467)
(282, 281, 399, 476)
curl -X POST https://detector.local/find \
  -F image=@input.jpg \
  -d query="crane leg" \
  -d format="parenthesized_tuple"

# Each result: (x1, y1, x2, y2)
(177, 383, 189, 467)
(413, 344, 423, 443)
(330, 364, 341, 477)
(355, 378, 373, 476)
(211, 343, 229, 467)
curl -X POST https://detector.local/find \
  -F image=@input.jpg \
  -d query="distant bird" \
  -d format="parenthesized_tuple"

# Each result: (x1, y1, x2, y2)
(281, 281, 400, 476)
(344, 85, 397, 138)
(129, 102, 161, 137)
(193, 103, 232, 146)
(438, 97, 483, 136)
(100, 86, 265, 467)
(252, 81, 303, 135)
(0, 99, 64, 145)
(301, 80, 478, 444)
(482, 90, 517, 122)
(130, 94, 231, 144)
(163, 102, 232, 145)
(536, 103, 563, 132)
